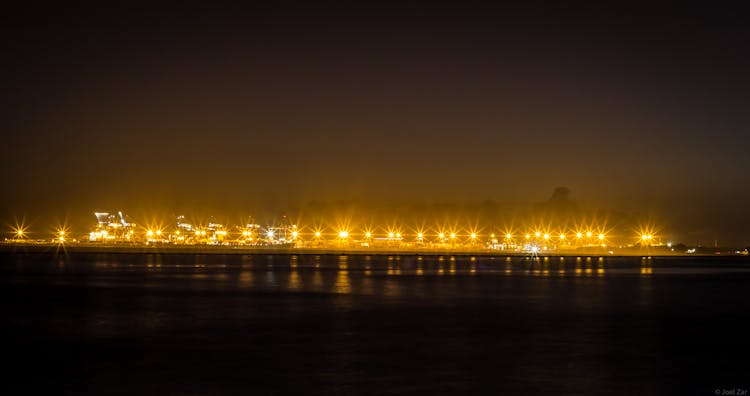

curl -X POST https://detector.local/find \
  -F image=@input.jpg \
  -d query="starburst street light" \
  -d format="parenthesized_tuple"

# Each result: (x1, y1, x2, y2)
(12, 223, 28, 240)
(57, 229, 67, 243)
(638, 227, 656, 246)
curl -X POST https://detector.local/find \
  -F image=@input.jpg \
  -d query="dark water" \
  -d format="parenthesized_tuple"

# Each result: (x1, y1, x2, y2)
(1, 252, 749, 395)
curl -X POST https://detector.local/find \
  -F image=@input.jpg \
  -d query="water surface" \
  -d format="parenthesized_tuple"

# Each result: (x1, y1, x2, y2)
(2, 252, 748, 395)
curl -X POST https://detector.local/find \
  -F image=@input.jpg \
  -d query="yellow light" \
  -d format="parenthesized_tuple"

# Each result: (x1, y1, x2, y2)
(291, 231, 298, 238)
(438, 232, 445, 239)
(175, 230, 180, 235)
(388, 232, 395, 238)
(267, 230, 275, 238)
(506, 233, 512, 239)
(129, 230, 134, 235)
(576, 232, 583, 239)
(586, 231, 593, 238)
(242, 230, 249, 237)
(365, 231, 372, 238)
(449, 232, 456, 239)
(490, 233, 495, 238)
(535, 231, 541, 238)
(543, 233, 550, 240)
(156, 230, 162, 236)
(315, 231, 321, 238)
(195, 230, 201, 236)
(396, 232, 401, 238)
(641, 234, 649, 240)
(146, 230, 154, 237)
(559, 233, 565, 240)
(525, 233, 531, 239)
(417, 232, 423, 239)
(338, 230, 349, 238)
(598, 233, 605, 241)
(59, 230, 65, 236)
(470, 233, 477, 239)
(647, 234, 653, 240)
(16, 229, 24, 237)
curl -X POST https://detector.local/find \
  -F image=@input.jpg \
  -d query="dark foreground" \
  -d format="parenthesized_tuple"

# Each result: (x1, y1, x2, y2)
(1, 252, 749, 395)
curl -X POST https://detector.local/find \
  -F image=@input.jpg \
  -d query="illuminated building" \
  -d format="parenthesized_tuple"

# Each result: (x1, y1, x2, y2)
(89, 211, 137, 242)
(263, 215, 297, 246)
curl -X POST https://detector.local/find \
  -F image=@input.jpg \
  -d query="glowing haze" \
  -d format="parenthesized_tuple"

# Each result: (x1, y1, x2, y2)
(1, 3, 749, 245)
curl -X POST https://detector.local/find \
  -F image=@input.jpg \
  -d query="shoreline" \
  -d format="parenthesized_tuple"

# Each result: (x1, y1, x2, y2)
(0, 242, 736, 258)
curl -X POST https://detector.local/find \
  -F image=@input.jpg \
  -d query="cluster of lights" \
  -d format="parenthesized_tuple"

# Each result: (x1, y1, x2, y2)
(6, 219, 663, 250)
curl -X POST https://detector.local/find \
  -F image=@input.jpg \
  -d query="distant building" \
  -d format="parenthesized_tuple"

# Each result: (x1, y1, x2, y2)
(89, 211, 137, 242)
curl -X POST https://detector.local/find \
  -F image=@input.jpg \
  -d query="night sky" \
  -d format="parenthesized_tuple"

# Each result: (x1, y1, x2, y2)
(2, 2, 749, 244)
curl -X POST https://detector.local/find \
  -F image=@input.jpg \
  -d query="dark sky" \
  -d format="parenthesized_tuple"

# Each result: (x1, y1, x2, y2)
(2, 2, 749, 244)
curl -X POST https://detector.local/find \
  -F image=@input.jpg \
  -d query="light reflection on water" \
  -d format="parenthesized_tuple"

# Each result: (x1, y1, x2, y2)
(3, 252, 750, 395)
(8, 253, 750, 298)
(334, 270, 351, 294)
(288, 269, 301, 290)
